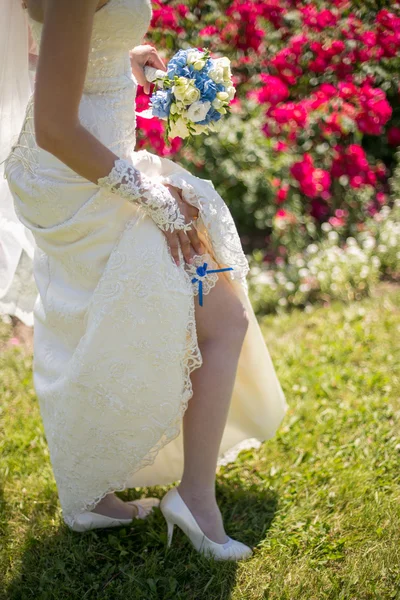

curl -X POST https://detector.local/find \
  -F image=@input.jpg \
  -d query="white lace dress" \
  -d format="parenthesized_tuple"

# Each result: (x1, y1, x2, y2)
(4, 0, 289, 530)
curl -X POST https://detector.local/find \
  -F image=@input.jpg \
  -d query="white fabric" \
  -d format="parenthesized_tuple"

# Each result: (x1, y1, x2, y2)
(0, 0, 30, 164)
(3, 0, 289, 529)
(0, 1, 37, 325)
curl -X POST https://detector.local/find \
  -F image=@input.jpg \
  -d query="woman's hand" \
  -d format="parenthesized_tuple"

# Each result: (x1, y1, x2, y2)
(162, 184, 205, 266)
(129, 45, 166, 94)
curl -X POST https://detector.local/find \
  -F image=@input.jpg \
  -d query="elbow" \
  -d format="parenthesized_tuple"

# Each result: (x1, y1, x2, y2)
(35, 116, 79, 155)
(35, 121, 66, 154)
(35, 128, 53, 152)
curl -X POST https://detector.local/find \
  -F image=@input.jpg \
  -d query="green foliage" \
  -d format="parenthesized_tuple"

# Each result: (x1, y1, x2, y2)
(248, 199, 400, 314)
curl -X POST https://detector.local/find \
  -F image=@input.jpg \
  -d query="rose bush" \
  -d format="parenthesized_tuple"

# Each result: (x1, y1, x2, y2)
(138, 1, 400, 263)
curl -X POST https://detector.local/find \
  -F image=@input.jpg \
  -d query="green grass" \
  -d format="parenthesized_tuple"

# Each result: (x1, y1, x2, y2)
(1, 283, 399, 600)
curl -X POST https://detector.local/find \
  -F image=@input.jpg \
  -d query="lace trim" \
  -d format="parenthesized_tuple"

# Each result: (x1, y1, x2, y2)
(65, 302, 201, 529)
(97, 158, 193, 233)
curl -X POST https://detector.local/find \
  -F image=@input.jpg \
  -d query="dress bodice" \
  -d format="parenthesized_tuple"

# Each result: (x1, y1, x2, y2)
(26, 0, 153, 163)
(28, 0, 152, 94)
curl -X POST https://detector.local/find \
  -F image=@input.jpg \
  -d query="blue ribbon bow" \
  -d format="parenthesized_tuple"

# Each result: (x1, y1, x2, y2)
(191, 262, 234, 306)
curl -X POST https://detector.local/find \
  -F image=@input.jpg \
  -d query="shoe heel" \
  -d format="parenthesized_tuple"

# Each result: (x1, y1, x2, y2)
(166, 519, 175, 548)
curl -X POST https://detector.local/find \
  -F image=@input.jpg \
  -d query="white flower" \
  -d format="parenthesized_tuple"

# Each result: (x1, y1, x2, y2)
(216, 91, 229, 102)
(186, 50, 204, 65)
(184, 86, 201, 104)
(208, 57, 231, 84)
(208, 66, 225, 84)
(186, 100, 211, 123)
(193, 60, 206, 71)
(362, 236, 375, 251)
(212, 98, 223, 109)
(172, 78, 200, 104)
(191, 123, 208, 135)
(328, 231, 339, 242)
(225, 85, 236, 100)
(215, 56, 232, 82)
(169, 117, 190, 139)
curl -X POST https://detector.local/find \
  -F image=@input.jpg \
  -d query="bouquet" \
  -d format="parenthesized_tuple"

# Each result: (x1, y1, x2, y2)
(138, 48, 236, 140)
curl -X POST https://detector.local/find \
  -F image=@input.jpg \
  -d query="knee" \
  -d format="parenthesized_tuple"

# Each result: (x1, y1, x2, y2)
(195, 277, 250, 346)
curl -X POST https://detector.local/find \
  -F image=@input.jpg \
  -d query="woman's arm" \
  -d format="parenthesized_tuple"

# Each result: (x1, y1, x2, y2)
(34, 0, 202, 260)
(34, 0, 120, 182)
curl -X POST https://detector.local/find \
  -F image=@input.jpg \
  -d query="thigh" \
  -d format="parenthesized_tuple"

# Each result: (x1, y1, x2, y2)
(193, 268, 248, 345)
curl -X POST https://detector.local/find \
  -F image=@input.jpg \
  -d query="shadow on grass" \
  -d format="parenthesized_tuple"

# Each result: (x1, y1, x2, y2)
(5, 480, 280, 600)
(0, 485, 10, 556)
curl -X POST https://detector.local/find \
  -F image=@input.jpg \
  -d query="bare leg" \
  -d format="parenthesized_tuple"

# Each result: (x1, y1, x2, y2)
(177, 271, 249, 543)
(91, 259, 247, 526)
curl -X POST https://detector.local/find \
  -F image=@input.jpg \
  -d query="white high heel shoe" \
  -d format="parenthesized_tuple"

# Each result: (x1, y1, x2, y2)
(160, 487, 253, 561)
(69, 497, 160, 532)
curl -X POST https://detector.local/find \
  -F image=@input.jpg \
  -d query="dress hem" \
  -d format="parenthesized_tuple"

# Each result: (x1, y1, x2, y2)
(64, 257, 204, 529)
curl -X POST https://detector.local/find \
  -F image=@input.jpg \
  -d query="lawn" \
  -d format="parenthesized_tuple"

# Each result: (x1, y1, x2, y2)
(1, 283, 399, 600)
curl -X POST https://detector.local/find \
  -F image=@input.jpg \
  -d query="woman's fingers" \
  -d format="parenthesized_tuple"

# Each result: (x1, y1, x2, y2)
(145, 47, 167, 72)
(161, 183, 205, 262)
(177, 230, 193, 264)
(130, 46, 166, 94)
(165, 232, 181, 266)
(187, 225, 204, 255)
(163, 224, 204, 266)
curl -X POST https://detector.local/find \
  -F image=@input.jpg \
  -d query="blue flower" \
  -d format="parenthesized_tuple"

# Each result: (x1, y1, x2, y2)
(196, 106, 222, 126)
(150, 90, 172, 118)
(167, 49, 189, 78)
(178, 66, 193, 79)
(190, 72, 218, 102)
(201, 79, 218, 102)
(202, 59, 213, 74)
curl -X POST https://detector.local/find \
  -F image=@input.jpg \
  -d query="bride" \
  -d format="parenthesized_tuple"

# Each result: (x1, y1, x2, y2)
(2, 0, 289, 561)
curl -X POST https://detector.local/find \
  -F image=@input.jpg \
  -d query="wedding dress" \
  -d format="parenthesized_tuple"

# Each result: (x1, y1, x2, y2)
(3, 0, 289, 530)
(0, 13, 37, 325)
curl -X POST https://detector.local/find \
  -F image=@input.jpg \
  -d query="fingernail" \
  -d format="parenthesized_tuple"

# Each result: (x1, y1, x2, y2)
(175, 259, 180, 266)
